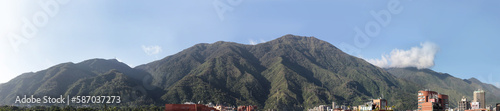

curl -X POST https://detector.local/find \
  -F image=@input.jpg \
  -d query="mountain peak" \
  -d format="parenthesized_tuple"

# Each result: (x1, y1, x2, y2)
(274, 34, 319, 42)
(264, 34, 330, 47)
(467, 77, 481, 83)
(78, 58, 126, 66)
(278, 34, 305, 39)
(76, 58, 132, 74)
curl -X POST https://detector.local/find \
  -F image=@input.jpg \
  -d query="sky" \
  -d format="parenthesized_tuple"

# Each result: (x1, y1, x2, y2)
(0, 0, 499, 87)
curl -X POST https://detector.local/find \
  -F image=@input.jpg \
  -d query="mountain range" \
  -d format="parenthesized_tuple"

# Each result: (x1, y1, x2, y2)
(0, 35, 498, 110)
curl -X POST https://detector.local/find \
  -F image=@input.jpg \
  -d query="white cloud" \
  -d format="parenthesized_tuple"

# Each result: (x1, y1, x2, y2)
(249, 39, 266, 45)
(367, 55, 389, 68)
(367, 42, 439, 69)
(142, 45, 162, 55)
(249, 39, 257, 45)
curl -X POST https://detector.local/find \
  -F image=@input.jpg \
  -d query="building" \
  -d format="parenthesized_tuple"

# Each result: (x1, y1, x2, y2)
(332, 108, 351, 111)
(332, 102, 336, 109)
(237, 105, 257, 111)
(351, 105, 358, 111)
(465, 109, 487, 111)
(487, 105, 494, 111)
(214, 104, 235, 111)
(496, 103, 499, 111)
(458, 96, 471, 111)
(165, 104, 219, 111)
(318, 105, 329, 111)
(418, 90, 449, 111)
(438, 94, 449, 109)
(340, 105, 348, 110)
(357, 102, 375, 111)
(418, 90, 437, 110)
(421, 102, 441, 111)
(308, 105, 331, 111)
(373, 98, 388, 110)
(466, 104, 490, 111)
(326, 98, 390, 111)
(473, 89, 485, 109)
(471, 102, 480, 110)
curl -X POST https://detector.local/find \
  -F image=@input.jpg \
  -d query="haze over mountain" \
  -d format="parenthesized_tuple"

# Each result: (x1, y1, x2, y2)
(0, 35, 497, 110)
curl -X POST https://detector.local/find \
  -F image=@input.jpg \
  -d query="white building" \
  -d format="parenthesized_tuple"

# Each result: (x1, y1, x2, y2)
(358, 102, 374, 111)
(471, 102, 480, 110)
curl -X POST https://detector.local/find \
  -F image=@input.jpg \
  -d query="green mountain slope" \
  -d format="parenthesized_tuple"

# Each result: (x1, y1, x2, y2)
(64, 69, 160, 106)
(0, 59, 158, 106)
(386, 67, 500, 108)
(4, 35, 496, 110)
(136, 35, 420, 110)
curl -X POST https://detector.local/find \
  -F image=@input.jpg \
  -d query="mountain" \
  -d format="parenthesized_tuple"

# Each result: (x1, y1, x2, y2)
(3, 34, 474, 110)
(134, 34, 419, 110)
(386, 67, 500, 107)
(0, 58, 161, 106)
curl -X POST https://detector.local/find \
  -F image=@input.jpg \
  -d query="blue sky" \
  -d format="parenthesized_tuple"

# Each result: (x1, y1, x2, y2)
(0, 0, 499, 87)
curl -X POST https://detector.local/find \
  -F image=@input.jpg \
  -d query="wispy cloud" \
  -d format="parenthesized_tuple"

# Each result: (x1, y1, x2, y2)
(367, 42, 439, 69)
(142, 45, 162, 55)
(249, 39, 266, 45)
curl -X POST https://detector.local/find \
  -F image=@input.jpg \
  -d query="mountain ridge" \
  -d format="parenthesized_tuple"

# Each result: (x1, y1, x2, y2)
(0, 35, 497, 110)
(134, 34, 419, 110)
